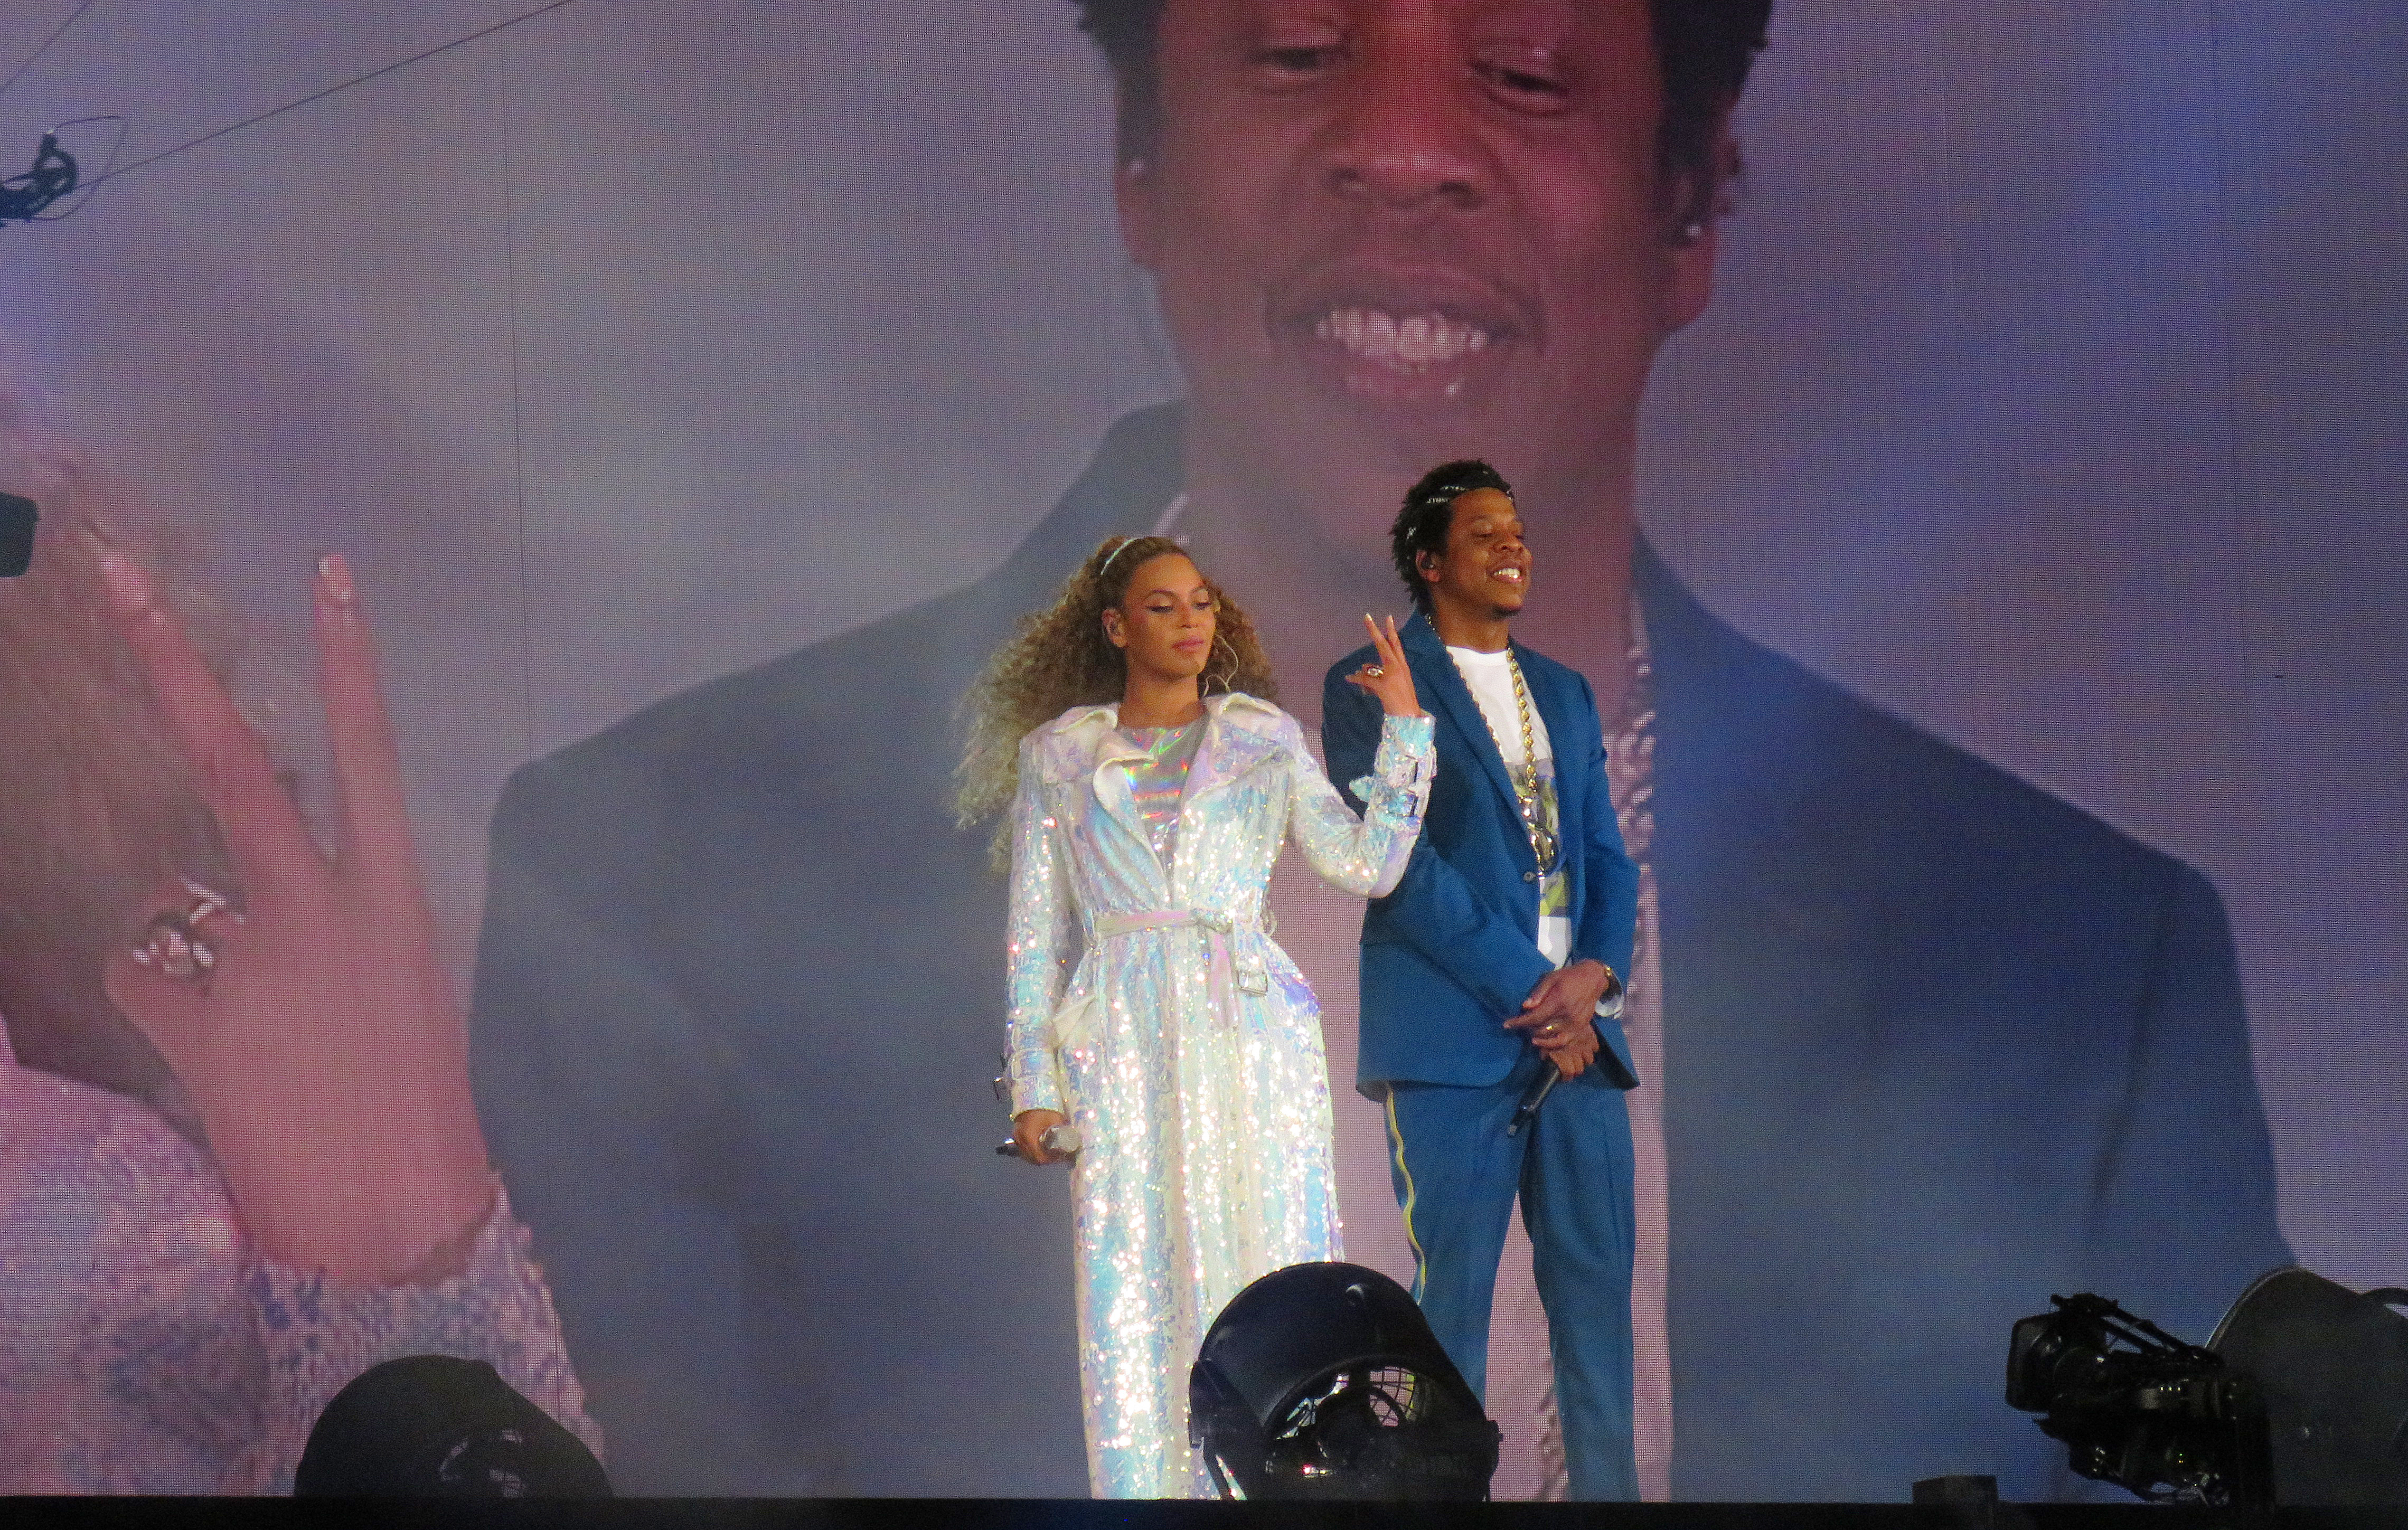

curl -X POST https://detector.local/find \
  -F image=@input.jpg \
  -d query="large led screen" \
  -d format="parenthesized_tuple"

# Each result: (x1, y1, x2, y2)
(0, 0, 2400, 1502)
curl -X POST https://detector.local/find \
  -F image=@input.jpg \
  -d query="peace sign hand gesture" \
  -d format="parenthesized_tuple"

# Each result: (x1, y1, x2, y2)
(1342, 613, 1424, 718)
(96, 545, 493, 1286)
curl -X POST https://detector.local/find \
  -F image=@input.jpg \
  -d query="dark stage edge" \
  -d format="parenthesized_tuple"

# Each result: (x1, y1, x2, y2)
(5, 1503, 2407, 1529)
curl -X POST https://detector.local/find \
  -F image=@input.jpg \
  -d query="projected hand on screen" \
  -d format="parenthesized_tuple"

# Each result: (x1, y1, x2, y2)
(92, 546, 493, 1286)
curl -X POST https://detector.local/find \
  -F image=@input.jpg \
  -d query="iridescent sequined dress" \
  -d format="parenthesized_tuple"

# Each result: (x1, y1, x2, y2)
(1003, 693, 1434, 1498)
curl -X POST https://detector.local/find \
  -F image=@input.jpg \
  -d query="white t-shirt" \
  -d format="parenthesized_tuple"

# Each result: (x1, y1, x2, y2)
(1448, 645, 1572, 966)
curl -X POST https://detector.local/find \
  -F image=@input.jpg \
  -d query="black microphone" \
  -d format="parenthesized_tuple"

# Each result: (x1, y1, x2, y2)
(996, 1123, 1081, 1160)
(0, 491, 34, 577)
(1506, 1064, 1558, 1137)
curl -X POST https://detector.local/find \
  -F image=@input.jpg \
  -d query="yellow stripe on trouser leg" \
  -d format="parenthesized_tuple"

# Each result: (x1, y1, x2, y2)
(1385, 1089, 1428, 1301)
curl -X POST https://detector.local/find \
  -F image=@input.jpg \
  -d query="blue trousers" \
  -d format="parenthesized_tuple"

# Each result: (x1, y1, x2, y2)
(1383, 1047, 1638, 1501)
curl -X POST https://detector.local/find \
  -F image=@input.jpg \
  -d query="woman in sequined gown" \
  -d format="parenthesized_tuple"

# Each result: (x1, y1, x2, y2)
(956, 535, 1434, 1498)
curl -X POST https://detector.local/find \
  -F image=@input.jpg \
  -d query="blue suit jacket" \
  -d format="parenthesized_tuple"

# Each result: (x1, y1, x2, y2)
(469, 403, 2288, 1499)
(1323, 615, 1641, 1092)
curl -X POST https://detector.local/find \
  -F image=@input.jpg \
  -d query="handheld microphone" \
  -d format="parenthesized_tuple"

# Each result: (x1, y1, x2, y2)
(996, 1123, 1082, 1160)
(1506, 1066, 1558, 1137)
(1, 492, 34, 577)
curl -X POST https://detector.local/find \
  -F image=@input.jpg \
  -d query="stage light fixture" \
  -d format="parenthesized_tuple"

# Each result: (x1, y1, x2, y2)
(294, 1355, 610, 1498)
(2209, 1268, 2408, 1506)
(2006, 1291, 2271, 1505)
(2007, 1269, 2408, 1507)
(1189, 1261, 1501, 1500)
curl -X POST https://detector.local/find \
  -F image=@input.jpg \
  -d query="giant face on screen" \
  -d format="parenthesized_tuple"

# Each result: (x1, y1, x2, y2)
(1113, 0, 1717, 539)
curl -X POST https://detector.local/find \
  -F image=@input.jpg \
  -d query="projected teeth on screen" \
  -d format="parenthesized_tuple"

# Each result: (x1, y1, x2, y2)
(1313, 308, 1491, 366)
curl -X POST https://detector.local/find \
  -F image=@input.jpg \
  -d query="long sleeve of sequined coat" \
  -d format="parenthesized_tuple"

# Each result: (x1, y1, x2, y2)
(1004, 733, 1078, 1117)
(1276, 708, 1434, 899)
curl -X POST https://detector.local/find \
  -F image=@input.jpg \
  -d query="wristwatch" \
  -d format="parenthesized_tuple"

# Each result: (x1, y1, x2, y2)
(1593, 964, 1626, 1023)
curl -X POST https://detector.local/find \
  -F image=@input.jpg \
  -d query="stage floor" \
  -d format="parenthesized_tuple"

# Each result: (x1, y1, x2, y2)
(4, 1500, 2402, 1530)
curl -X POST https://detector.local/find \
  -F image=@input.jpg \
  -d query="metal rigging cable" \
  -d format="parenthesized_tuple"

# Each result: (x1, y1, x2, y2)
(80, 0, 580, 194)
(0, 0, 105, 103)
(0, 0, 582, 225)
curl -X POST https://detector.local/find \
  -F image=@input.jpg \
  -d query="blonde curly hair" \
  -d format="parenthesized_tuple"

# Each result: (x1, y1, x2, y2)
(0, 387, 237, 1110)
(955, 535, 1277, 868)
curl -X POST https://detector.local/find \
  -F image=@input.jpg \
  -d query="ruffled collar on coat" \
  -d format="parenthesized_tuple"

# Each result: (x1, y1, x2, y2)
(1030, 692, 1288, 807)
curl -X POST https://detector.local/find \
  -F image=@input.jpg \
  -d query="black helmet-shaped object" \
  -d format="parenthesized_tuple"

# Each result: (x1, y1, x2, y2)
(1190, 1261, 1500, 1500)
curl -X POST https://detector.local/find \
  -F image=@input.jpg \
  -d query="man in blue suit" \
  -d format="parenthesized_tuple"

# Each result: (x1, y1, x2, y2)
(1325, 460, 1644, 1500)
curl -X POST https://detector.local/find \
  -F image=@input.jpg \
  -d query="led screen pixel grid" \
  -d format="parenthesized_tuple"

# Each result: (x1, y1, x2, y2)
(0, 0, 2400, 1501)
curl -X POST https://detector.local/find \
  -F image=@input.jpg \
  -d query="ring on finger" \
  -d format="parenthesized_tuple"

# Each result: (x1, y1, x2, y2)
(1363, 664, 1385, 678)
(131, 879, 241, 988)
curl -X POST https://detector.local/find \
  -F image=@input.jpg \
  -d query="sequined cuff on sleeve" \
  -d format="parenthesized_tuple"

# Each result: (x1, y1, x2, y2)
(242, 1182, 600, 1490)
(1008, 1047, 1066, 1117)
(1350, 713, 1437, 827)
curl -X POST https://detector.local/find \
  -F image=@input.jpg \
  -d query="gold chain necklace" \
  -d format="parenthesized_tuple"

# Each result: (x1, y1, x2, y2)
(1483, 648, 1560, 874)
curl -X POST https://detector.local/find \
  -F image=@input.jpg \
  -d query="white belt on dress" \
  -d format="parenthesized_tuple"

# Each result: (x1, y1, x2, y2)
(1092, 908, 1272, 1021)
